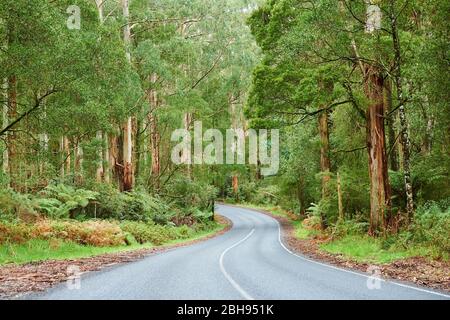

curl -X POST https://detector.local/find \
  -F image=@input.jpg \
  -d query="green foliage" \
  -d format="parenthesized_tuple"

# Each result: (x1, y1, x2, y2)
(411, 201, 450, 257)
(120, 221, 174, 245)
(321, 235, 432, 264)
(166, 178, 218, 212)
(332, 219, 370, 239)
(0, 239, 148, 266)
(35, 185, 98, 219)
(83, 185, 172, 223)
(0, 189, 36, 221)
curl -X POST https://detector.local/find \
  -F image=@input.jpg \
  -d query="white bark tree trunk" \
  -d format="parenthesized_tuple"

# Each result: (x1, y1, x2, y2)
(390, 0, 414, 220)
(2, 78, 8, 174)
(122, 0, 134, 191)
(96, 131, 104, 182)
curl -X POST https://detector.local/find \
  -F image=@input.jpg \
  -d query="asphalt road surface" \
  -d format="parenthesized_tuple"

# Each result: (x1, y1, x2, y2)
(29, 204, 450, 300)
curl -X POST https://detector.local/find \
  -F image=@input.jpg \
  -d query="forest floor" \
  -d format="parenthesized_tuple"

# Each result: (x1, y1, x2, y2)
(230, 203, 450, 293)
(0, 215, 231, 299)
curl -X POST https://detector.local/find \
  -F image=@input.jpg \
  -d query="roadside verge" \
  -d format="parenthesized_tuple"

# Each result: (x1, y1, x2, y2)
(0, 215, 232, 299)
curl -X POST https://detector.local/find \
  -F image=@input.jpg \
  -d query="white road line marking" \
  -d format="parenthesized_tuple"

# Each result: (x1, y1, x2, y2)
(219, 229, 255, 300)
(272, 218, 450, 299)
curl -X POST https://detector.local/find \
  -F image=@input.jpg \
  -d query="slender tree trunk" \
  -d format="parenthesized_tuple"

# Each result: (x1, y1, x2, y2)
(121, 0, 133, 191)
(390, 0, 414, 221)
(232, 175, 239, 198)
(59, 136, 65, 178)
(384, 79, 399, 171)
(122, 117, 133, 191)
(2, 78, 8, 174)
(297, 179, 306, 216)
(423, 116, 434, 155)
(96, 131, 104, 182)
(256, 159, 262, 181)
(318, 80, 333, 198)
(74, 141, 83, 185)
(148, 74, 161, 189)
(38, 104, 49, 180)
(64, 136, 71, 177)
(337, 172, 344, 221)
(421, 95, 434, 155)
(103, 134, 110, 183)
(181, 112, 192, 178)
(318, 110, 331, 196)
(364, 66, 391, 236)
(134, 118, 141, 179)
(109, 133, 121, 189)
(7, 75, 18, 190)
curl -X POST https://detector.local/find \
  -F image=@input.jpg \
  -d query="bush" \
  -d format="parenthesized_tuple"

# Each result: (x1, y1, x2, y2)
(0, 189, 37, 221)
(0, 220, 126, 247)
(42, 220, 126, 247)
(87, 185, 173, 223)
(411, 201, 450, 256)
(166, 178, 217, 212)
(0, 222, 32, 244)
(250, 185, 279, 206)
(122, 191, 172, 223)
(332, 219, 369, 239)
(35, 184, 98, 219)
(120, 221, 174, 245)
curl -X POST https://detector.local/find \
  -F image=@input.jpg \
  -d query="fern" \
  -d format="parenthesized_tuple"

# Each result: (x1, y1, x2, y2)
(35, 185, 98, 218)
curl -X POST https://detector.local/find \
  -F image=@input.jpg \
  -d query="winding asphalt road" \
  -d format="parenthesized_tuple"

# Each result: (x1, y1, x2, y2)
(29, 204, 449, 300)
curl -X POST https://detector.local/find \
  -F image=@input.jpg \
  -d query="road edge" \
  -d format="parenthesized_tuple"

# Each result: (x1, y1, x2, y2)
(219, 202, 450, 297)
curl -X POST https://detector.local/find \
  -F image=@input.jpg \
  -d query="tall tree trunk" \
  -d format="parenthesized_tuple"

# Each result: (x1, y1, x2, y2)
(148, 74, 161, 189)
(103, 134, 110, 183)
(318, 110, 331, 196)
(121, 0, 134, 191)
(74, 141, 83, 185)
(364, 66, 391, 236)
(109, 133, 121, 189)
(297, 179, 306, 216)
(38, 103, 49, 181)
(96, 131, 104, 182)
(232, 175, 239, 199)
(7, 75, 18, 190)
(59, 136, 65, 178)
(390, 0, 414, 221)
(318, 81, 333, 199)
(182, 112, 192, 178)
(122, 117, 133, 191)
(2, 78, 8, 175)
(421, 95, 434, 155)
(64, 136, 71, 177)
(384, 79, 399, 171)
(337, 172, 344, 221)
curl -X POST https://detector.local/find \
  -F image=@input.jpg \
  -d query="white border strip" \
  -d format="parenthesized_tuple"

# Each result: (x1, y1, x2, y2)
(272, 217, 450, 299)
(219, 229, 255, 300)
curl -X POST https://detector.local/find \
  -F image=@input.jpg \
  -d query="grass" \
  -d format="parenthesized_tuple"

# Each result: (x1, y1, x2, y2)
(320, 235, 433, 264)
(0, 240, 152, 265)
(294, 221, 320, 240)
(0, 220, 227, 266)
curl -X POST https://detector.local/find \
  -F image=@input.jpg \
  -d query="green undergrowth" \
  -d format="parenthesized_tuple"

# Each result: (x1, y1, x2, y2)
(0, 218, 226, 266)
